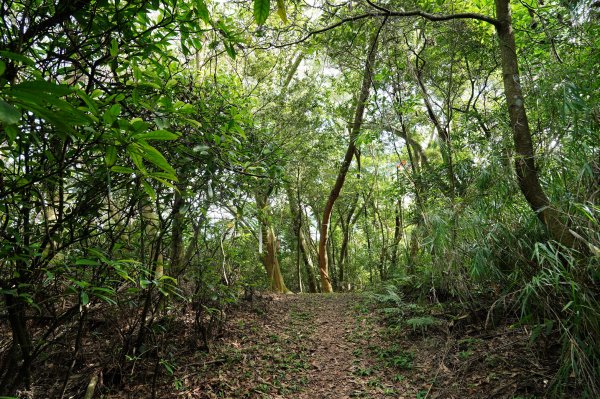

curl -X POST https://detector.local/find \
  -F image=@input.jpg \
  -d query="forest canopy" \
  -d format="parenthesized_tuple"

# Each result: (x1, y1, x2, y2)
(0, 0, 598, 397)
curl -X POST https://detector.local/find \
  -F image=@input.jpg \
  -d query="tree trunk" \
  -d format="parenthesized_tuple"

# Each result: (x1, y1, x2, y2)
(1, 292, 32, 395)
(390, 196, 403, 272)
(413, 58, 457, 195)
(300, 227, 319, 293)
(494, 0, 577, 249)
(318, 28, 381, 292)
(170, 189, 185, 275)
(256, 189, 290, 293)
(285, 180, 318, 292)
(263, 226, 290, 293)
(337, 194, 360, 288)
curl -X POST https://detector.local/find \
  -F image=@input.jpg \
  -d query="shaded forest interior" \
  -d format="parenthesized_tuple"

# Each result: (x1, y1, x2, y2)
(0, 0, 599, 397)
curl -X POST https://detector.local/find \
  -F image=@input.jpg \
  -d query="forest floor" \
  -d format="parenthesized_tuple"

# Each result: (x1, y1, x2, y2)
(116, 292, 564, 399)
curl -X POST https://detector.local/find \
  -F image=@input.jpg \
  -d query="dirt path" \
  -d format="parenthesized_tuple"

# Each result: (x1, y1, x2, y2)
(168, 292, 557, 399)
(291, 294, 400, 398)
(186, 293, 417, 398)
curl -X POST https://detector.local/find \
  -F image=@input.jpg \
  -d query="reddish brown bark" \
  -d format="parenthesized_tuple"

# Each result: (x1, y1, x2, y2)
(318, 28, 381, 292)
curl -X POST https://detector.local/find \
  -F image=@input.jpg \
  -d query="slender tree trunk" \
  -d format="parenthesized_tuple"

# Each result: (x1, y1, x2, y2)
(170, 189, 185, 275)
(414, 62, 457, 195)
(337, 194, 360, 287)
(390, 196, 403, 271)
(300, 228, 319, 293)
(372, 200, 388, 280)
(494, 0, 578, 249)
(286, 179, 316, 292)
(363, 203, 374, 284)
(329, 223, 337, 289)
(318, 27, 381, 292)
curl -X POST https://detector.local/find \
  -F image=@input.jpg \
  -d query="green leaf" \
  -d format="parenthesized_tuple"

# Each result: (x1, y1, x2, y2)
(76, 259, 99, 266)
(0, 60, 6, 76)
(128, 147, 147, 174)
(224, 42, 236, 59)
(91, 287, 117, 305)
(111, 166, 136, 174)
(80, 291, 90, 306)
(0, 50, 35, 66)
(276, 0, 287, 23)
(195, 0, 210, 23)
(134, 129, 179, 141)
(142, 180, 156, 200)
(110, 38, 119, 57)
(140, 279, 152, 289)
(149, 175, 177, 188)
(139, 142, 176, 175)
(0, 100, 20, 124)
(74, 88, 99, 113)
(5, 124, 18, 143)
(13, 79, 72, 96)
(254, 0, 270, 25)
(103, 104, 122, 125)
(19, 102, 75, 134)
(106, 145, 117, 167)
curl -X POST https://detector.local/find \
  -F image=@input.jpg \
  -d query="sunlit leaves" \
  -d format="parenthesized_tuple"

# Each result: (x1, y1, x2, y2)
(195, 0, 211, 23)
(133, 129, 180, 141)
(277, 0, 288, 24)
(254, 0, 270, 25)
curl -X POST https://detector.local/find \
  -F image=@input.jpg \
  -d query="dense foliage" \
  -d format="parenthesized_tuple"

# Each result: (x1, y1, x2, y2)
(0, 0, 598, 397)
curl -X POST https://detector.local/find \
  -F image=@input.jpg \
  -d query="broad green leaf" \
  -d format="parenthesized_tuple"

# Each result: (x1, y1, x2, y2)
(130, 118, 149, 132)
(0, 60, 5, 76)
(134, 129, 179, 141)
(0, 100, 20, 124)
(5, 124, 18, 143)
(0, 50, 35, 66)
(16, 102, 75, 134)
(224, 42, 236, 59)
(183, 118, 201, 128)
(139, 142, 176, 175)
(276, 0, 287, 23)
(150, 171, 178, 180)
(254, 0, 270, 25)
(103, 104, 122, 125)
(196, 0, 210, 23)
(9, 87, 90, 125)
(74, 88, 99, 113)
(12, 80, 72, 98)
(110, 38, 119, 57)
(106, 145, 117, 167)
(128, 147, 147, 174)
(80, 291, 90, 306)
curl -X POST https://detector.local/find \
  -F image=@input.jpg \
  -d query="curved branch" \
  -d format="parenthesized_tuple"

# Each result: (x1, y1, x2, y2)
(273, 8, 499, 48)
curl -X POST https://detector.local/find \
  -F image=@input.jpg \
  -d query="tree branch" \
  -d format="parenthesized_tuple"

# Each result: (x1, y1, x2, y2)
(273, 7, 499, 48)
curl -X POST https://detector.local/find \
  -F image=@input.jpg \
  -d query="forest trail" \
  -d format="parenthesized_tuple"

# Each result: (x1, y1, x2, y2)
(161, 292, 560, 399)
(188, 293, 420, 398)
